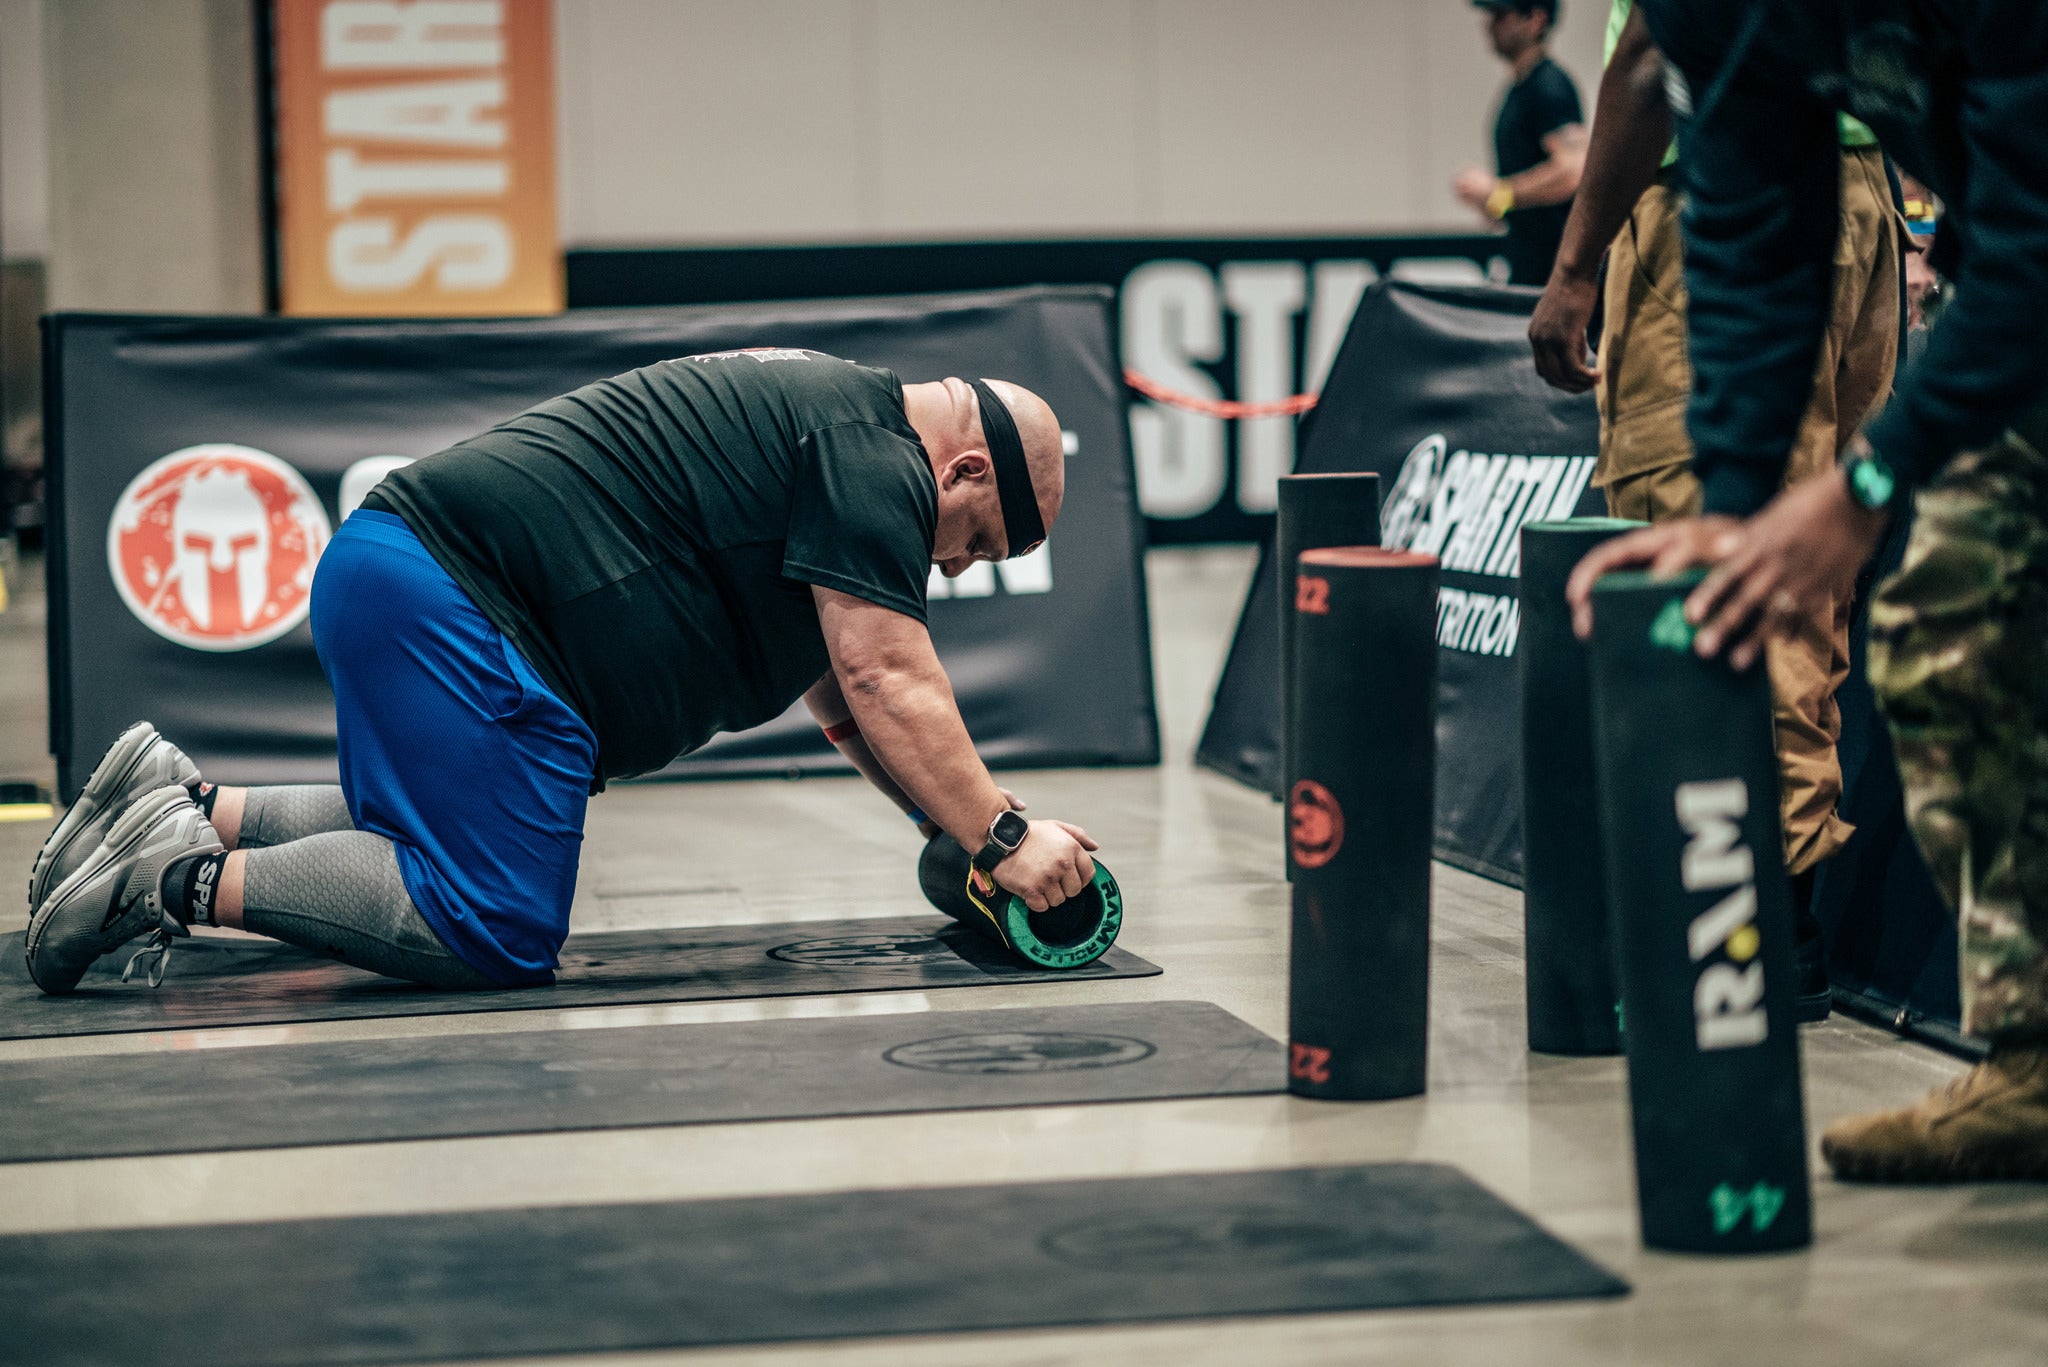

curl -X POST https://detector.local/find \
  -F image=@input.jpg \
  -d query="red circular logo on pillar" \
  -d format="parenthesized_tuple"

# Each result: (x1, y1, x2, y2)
(1288, 780, 1345, 869)
(107, 444, 332, 652)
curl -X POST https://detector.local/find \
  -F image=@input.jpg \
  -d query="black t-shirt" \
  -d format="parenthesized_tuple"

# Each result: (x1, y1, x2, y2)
(1493, 56, 1583, 285)
(364, 349, 937, 784)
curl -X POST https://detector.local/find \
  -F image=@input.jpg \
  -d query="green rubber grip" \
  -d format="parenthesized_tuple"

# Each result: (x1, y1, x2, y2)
(917, 833, 1123, 970)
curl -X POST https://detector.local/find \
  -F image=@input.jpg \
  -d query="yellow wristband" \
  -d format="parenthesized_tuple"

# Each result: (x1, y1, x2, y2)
(1485, 183, 1516, 220)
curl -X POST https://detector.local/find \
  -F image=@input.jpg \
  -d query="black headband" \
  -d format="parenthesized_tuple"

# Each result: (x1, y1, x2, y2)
(970, 378, 1044, 559)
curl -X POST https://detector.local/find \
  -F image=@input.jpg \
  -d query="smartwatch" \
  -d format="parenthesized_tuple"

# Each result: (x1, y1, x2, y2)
(970, 809, 1029, 885)
(1843, 447, 1899, 514)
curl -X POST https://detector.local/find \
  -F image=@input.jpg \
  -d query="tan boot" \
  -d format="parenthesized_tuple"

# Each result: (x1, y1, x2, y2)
(1821, 1044, 2048, 1183)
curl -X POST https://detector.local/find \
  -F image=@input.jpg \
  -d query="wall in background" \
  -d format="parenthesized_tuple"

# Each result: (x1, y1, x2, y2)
(554, 0, 1604, 247)
(1, 0, 48, 262)
(0, 1, 1604, 279)
(41, 0, 265, 313)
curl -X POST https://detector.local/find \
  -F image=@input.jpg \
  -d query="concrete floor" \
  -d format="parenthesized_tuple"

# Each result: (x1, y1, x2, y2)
(0, 546, 2042, 1366)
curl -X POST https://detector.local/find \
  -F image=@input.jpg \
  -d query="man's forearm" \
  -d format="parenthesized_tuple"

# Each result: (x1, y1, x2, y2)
(1507, 146, 1586, 211)
(804, 674, 924, 821)
(1550, 6, 1672, 282)
(837, 662, 1007, 853)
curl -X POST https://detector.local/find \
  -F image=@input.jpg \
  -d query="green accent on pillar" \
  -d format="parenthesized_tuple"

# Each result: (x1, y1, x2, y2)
(1648, 599, 1696, 653)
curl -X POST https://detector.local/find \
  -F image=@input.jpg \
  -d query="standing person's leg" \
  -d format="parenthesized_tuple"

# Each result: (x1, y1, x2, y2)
(1594, 179, 1695, 517)
(1593, 153, 1896, 1021)
(1771, 143, 1902, 881)
(1824, 426, 2048, 1180)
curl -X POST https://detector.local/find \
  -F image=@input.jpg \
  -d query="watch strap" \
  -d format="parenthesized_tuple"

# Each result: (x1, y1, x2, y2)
(969, 841, 1005, 878)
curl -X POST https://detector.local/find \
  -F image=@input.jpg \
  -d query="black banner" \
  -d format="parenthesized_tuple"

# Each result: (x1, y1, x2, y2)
(567, 235, 1510, 544)
(44, 287, 1157, 797)
(1198, 280, 1603, 883)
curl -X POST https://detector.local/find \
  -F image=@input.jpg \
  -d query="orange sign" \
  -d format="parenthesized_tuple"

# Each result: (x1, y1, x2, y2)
(271, 0, 561, 315)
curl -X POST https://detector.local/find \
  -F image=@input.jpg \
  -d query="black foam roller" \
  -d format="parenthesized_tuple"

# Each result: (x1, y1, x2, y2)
(917, 833, 1123, 970)
(1587, 570, 1812, 1254)
(1278, 473, 1381, 880)
(1287, 546, 1438, 1100)
(1519, 518, 1642, 1055)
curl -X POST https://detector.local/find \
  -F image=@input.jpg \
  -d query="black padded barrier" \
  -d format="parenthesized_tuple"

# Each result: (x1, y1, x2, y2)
(1286, 547, 1440, 1100)
(0, 1001, 1278, 1164)
(1518, 518, 1642, 1055)
(0, 916, 1159, 1041)
(1587, 571, 1812, 1254)
(1277, 472, 1382, 881)
(0, 1164, 1627, 1364)
(1198, 280, 1606, 884)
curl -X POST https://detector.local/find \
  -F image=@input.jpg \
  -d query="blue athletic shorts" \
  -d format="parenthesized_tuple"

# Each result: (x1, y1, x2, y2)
(310, 509, 597, 986)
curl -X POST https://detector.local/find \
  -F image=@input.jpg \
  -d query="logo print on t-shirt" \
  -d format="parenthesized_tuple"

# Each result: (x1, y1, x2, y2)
(107, 443, 332, 652)
(684, 347, 816, 363)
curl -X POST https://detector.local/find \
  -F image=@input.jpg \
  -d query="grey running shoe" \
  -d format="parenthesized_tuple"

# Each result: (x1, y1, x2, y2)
(29, 722, 201, 916)
(24, 786, 221, 995)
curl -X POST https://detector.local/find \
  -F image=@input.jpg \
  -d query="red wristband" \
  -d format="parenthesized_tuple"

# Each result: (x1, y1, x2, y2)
(821, 719, 860, 745)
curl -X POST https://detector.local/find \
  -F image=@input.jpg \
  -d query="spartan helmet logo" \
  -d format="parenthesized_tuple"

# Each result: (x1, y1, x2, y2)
(108, 444, 331, 652)
(767, 933, 958, 967)
(1041, 1207, 1379, 1270)
(1379, 433, 1447, 552)
(883, 1032, 1156, 1074)
(170, 466, 269, 633)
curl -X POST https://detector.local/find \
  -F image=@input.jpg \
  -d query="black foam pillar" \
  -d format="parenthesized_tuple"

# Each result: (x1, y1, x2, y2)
(918, 833, 1124, 970)
(1519, 518, 1642, 1055)
(1588, 570, 1812, 1254)
(1278, 473, 1381, 878)
(1287, 546, 1438, 1100)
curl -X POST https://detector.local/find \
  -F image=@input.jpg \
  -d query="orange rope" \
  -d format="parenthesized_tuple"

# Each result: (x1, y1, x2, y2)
(1123, 368, 1320, 419)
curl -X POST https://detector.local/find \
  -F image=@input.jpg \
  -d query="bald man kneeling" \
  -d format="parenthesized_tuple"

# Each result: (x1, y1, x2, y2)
(27, 349, 1099, 995)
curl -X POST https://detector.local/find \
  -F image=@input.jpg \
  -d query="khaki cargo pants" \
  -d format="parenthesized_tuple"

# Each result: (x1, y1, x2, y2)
(1595, 144, 1902, 876)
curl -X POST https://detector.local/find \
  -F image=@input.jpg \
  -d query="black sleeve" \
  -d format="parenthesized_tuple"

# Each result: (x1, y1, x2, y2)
(1529, 62, 1585, 140)
(1865, 9, 2048, 489)
(1671, 73, 1841, 515)
(782, 422, 937, 621)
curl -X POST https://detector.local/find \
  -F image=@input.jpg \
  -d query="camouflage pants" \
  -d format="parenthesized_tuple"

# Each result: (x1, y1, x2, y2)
(1870, 413, 2048, 1041)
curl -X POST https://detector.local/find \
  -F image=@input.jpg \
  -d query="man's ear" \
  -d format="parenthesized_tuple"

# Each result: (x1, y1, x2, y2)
(940, 450, 992, 490)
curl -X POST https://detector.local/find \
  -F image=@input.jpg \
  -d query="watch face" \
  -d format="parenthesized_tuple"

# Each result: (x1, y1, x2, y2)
(992, 809, 1029, 849)
(1850, 455, 1897, 510)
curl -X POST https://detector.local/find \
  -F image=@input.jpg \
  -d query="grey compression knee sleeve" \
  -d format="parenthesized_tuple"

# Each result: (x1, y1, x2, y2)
(240, 831, 497, 990)
(234, 786, 355, 849)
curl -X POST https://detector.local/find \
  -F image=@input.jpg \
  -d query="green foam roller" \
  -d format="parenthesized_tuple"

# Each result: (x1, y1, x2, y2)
(918, 833, 1124, 970)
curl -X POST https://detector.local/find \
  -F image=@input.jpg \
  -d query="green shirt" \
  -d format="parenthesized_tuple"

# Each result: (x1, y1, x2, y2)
(1604, 0, 1875, 156)
(368, 350, 938, 783)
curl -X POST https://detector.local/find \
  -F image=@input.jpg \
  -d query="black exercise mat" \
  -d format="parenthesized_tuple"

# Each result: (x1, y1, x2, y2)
(0, 1164, 1626, 1364)
(0, 1001, 1279, 1163)
(0, 916, 1159, 1041)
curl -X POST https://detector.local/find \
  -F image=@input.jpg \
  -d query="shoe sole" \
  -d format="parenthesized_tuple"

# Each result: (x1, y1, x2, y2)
(24, 785, 202, 995)
(1822, 1140, 2048, 1185)
(27, 723, 174, 913)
